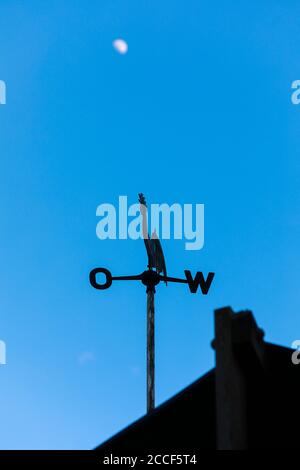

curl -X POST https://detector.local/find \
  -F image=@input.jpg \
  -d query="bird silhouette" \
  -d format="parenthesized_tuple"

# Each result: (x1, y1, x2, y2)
(138, 193, 167, 284)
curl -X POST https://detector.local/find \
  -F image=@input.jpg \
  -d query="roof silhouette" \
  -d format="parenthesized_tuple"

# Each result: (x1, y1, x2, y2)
(95, 307, 300, 450)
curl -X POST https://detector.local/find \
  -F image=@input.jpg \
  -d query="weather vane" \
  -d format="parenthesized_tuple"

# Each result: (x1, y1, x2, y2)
(89, 194, 215, 413)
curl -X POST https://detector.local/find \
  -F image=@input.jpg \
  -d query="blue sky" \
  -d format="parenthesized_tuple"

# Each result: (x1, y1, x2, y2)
(0, 0, 299, 449)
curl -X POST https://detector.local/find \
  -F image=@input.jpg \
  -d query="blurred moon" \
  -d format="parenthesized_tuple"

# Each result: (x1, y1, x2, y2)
(113, 39, 128, 55)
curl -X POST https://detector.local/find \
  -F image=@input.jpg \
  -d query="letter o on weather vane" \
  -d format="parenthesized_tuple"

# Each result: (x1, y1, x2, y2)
(89, 268, 112, 290)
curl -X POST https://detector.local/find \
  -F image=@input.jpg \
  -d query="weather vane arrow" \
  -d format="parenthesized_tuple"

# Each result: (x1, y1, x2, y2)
(89, 194, 215, 413)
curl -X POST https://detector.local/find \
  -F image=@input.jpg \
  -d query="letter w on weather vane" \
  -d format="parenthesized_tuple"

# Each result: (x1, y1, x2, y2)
(89, 194, 215, 414)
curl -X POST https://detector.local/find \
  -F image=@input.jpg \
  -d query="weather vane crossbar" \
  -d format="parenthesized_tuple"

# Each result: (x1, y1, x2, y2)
(89, 267, 214, 295)
(89, 194, 215, 413)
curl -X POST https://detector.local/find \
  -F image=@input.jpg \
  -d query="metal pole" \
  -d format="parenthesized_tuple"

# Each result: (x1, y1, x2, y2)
(147, 287, 155, 413)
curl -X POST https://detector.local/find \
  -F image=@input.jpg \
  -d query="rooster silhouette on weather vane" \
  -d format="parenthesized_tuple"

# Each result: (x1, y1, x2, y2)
(138, 193, 167, 285)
